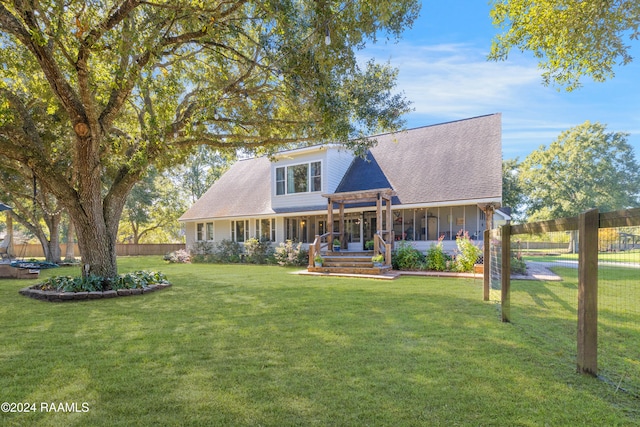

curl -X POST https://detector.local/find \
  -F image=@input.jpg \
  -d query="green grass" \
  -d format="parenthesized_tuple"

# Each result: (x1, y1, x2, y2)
(0, 257, 638, 426)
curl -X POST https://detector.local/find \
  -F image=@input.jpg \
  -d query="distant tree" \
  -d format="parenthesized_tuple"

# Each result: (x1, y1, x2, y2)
(0, 1, 418, 278)
(0, 164, 63, 262)
(519, 121, 640, 221)
(502, 158, 525, 221)
(176, 146, 234, 203)
(489, 0, 640, 90)
(119, 169, 187, 244)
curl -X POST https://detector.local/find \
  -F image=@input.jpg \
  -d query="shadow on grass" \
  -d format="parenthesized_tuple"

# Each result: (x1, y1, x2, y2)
(0, 260, 637, 426)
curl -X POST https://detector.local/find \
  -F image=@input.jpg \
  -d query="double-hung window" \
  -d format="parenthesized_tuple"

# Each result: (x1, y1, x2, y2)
(231, 220, 249, 242)
(275, 161, 322, 195)
(256, 218, 276, 242)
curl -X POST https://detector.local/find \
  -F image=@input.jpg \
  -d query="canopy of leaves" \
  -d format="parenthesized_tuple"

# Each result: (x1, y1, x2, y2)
(519, 121, 640, 220)
(0, 0, 418, 277)
(489, 0, 640, 90)
(502, 158, 525, 221)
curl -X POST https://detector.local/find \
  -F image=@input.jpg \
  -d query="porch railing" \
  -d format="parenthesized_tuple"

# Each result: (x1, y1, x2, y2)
(309, 232, 332, 267)
(374, 231, 393, 266)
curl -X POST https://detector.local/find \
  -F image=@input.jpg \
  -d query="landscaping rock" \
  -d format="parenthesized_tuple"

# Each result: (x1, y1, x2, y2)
(73, 292, 89, 300)
(103, 290, 118, 298)
(18, 281, 171, 302)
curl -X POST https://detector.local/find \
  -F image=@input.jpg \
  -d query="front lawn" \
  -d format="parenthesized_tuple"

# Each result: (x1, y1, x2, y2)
(0, 257, 637, 426)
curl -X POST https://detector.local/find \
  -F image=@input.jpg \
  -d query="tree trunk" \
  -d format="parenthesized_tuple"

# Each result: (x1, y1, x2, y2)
(64, 217, 76, 261)
(74, 216, 118, 279)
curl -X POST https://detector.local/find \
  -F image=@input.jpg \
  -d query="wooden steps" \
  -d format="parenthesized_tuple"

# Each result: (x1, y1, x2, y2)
(308, 251, 393, 276)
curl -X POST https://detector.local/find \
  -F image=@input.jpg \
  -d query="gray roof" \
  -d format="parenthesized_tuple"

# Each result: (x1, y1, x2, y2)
(179, 113, 502, 221)
(180, 156, 275, 221)
(337, 113, 502, 204)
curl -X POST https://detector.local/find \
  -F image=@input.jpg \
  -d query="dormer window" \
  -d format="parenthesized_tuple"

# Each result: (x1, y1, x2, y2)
(275, 161, 322, 195)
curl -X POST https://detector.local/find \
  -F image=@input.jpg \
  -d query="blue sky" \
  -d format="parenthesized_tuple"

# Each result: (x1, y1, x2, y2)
(361, 2, 640, 161)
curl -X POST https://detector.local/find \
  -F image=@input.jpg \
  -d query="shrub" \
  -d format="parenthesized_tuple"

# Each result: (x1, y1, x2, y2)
(113, 271, 168, 290)
(37, 271, 169, 292)
(453, 231, 482, 272)
(244, 238, 273, 264)
(392, 241, 424, 270)
(164, 249, 191, 263)
(425, 236, 451, 271)
(275, 240, 308, 266)
(214, 239, 243, 263)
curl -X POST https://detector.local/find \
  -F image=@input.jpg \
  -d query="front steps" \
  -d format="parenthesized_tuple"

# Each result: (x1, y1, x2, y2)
(307, 251, 394, 276)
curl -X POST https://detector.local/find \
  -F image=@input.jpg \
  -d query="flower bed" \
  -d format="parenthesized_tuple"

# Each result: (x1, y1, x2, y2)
(19, 270, 171, 302)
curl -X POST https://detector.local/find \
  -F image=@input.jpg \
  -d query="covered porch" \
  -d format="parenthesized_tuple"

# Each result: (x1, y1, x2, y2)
(308, 188, 396, 270)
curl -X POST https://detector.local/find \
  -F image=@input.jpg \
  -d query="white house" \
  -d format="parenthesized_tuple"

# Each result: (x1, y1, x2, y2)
(179, 114, 504, 253)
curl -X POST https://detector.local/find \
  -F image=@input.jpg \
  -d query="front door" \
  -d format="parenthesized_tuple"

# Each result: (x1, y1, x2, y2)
(362, 211, 377, 250)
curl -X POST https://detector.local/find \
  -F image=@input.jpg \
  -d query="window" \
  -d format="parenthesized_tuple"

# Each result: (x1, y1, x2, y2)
(256, 218, 276, 242)
(231, 220, 249, 242)
(196, 223, 204, 241)
(276, 167, 286, 195)
(275, 161, 322, 195)
(310, 161, 321, 192)
(206, 222, 214, 241)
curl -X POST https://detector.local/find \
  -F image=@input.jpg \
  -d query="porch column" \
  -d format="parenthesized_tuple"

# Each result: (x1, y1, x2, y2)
(376, 193, 382, 235)
(339, 202, 345, 249)
(385, 195, 392, 242)
(327, 198, 333, 242)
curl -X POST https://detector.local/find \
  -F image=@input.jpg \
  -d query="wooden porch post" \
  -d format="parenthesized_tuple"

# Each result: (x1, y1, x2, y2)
(339, 202, 345, 249)
(327, 198, 333, 248)
(376, 193, 382, 235)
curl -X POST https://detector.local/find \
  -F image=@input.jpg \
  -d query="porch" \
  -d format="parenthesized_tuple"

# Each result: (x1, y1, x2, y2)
(308, 188, 396, 276)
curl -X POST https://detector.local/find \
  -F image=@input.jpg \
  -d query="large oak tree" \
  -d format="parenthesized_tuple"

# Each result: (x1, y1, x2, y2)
(519, 121, 640, 221)
(489, 0, 640, 90)
(0, 0, 417, 278)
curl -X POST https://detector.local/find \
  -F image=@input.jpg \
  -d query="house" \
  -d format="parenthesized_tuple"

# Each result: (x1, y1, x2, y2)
(179, 114, 503, 256)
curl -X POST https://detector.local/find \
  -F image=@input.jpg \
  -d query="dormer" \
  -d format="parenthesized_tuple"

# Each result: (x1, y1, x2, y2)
(270, 144, 355, 211)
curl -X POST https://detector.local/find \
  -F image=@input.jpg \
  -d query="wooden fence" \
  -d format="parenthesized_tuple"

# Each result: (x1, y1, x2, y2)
(11, 243, 185, 258)
(485, 207, 640, 376)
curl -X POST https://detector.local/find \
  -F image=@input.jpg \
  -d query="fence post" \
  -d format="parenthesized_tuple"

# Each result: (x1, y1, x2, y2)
(483, 229, 490, 301)
(577, 208, 598, 376)
(501, 224, 511, 323)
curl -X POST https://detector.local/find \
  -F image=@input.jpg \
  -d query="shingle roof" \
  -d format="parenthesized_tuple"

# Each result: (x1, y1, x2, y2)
(179, 156, 274, 221)
(336, 113, 502, 205)
(179, 113, 502, 221)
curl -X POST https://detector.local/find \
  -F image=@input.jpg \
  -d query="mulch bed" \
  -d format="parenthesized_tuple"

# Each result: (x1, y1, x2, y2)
(19, 283, 172, 302)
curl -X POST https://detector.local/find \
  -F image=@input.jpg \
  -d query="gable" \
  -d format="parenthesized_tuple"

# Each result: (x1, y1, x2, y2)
(178, 156, 274, 221)
(335, 113, 502, 205)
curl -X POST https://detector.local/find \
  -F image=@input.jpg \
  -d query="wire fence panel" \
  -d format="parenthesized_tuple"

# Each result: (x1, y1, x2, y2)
(488, 228, 502, 304)
(509, 232, 579, 371)
(597, 226, 640, 396)
(486, 208, 640, 397)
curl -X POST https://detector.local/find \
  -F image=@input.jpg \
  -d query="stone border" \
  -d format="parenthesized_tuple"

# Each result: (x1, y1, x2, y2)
(18, 283, 172, 302)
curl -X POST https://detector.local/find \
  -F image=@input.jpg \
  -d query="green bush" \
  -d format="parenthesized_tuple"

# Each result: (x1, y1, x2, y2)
(425, 238, 451, 271)
(38, 271, 169, 292)
(454, 231, 482, 272)
(274, 240, 308, 266)
(244, 238, 274, 264)
(392, 241, 424, 270)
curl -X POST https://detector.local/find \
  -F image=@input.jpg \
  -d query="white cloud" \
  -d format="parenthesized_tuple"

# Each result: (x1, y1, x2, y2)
(362, 43, 542, 118)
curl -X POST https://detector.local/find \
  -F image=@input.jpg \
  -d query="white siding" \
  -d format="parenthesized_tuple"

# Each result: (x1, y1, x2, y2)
(271, 149, 331, 210)
(215, 220, 232, 241)
(325, 148, 355, 193)
(185, 222, 196, 249)
(275, 217, 286, 243)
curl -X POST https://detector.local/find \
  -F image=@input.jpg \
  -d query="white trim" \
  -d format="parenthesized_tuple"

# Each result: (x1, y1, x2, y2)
(178, 198, 502, 223)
